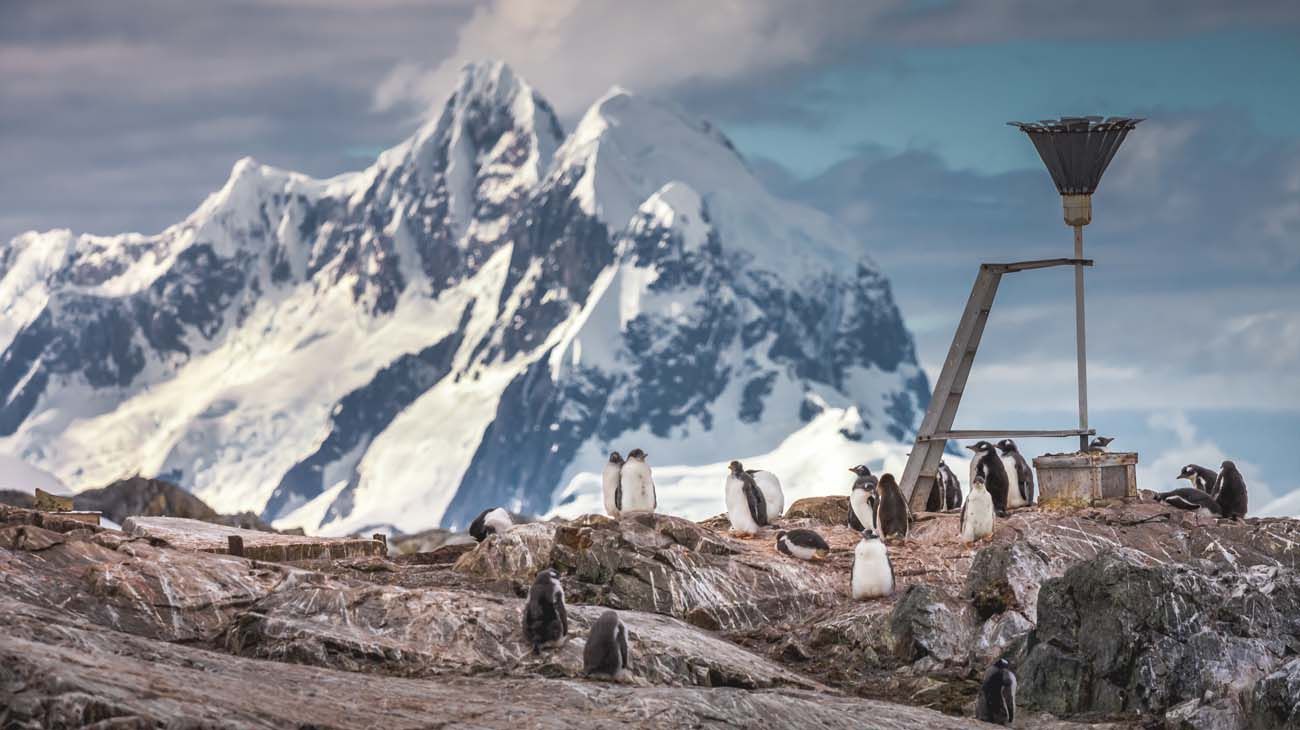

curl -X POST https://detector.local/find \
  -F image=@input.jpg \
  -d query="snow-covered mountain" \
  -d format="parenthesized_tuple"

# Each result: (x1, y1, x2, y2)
(0, 61, 929, 534)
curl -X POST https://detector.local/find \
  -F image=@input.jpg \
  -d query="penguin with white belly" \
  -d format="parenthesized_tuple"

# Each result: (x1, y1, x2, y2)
(1177, 464, 1219, 496)
(619, 449, 656, 513)
(847, 464, 878, 531)
(938, 460, 963, 510)
(725, 460, 768, 537)
(602, 451, 624, 518)
(775, 529, 830, 561)
(995, 439, 1035, 508)
(469, 507, 513, 542)
(851, 529, 895, 600)
(960, 475, 996, 542)
(967, 441, 1010, 516)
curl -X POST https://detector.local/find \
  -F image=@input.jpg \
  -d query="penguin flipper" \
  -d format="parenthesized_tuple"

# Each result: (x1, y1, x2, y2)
(744, 480, 768, 527)
(848, 509, 863, 531)
(958, 499, 969, 536)
(616, 623, 630, 671)
(1002, 675, 1016, 724)
(614, 482, 622, 512)
(1015, 456, 1034, 503)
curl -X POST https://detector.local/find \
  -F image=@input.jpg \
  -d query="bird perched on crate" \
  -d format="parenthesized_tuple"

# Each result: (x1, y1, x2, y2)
(1086, 436, 1114, 452)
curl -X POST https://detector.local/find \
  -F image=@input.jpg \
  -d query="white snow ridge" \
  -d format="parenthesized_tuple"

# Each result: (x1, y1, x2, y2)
(0, 61, 930, 534)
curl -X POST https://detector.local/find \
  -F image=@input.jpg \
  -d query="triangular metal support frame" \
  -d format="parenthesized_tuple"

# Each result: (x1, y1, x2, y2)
(899, 257, 1096, 511)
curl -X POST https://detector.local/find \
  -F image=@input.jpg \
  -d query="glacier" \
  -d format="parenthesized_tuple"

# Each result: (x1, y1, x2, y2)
(0, 61, 930, 534)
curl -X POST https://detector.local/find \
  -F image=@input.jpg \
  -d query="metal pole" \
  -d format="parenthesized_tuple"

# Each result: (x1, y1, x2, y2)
(1073, 224, 1089, 452)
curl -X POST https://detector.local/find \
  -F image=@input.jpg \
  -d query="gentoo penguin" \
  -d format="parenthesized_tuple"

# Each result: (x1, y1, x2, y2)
(851, 529, 895, 600)
(925, 473, 945, 513)
(582, 609, 630, 681)
(745, 468, 785, 521)
(1213, 460, 1249, 519)
(938, 460, 963, 510)
(847, 464, 878, 531)
(1087, 436, 1115, 452)
(522, 568, 568, 654)
(876, 473, 910, 539)
(619, 448, 656, 513)
(975, 658, 1017, 725)
(1154, 487, 1222, 516)
(602, 451, 624, 518)
(775, 528, 830, 561)
(725, 461, 768, 536)
(996, 439, 1035, 508)
(1177, 464, 1220, 496)
(960, 475, 996, 542)
(469, 507, 512, 542)
(967, 441, 1010, 515)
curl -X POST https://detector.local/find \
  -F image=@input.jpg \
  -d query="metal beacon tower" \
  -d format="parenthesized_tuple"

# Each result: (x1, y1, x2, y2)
(900, 116, 1142, 512)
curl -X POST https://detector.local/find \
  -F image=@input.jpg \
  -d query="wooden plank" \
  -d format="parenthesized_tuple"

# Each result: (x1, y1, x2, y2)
(919, 428, 1095, 441)
(123, 516, 384, 563)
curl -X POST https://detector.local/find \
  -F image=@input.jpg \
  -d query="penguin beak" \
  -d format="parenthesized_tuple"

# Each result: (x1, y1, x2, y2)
(965, 445, 977, 451)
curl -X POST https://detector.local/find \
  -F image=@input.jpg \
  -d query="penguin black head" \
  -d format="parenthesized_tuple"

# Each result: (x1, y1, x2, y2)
(1090, 436, 1114, 448)
(849, 464, 872, 478)
(967, 441, 995, 454)
(851, 474, 878, 491)
(775, 530, 787, 540)
(627, 448, 647, 461)
(1221, 460, 1238, 472)
(608, 451, 623, 465)
(994, 658, 1011, 670)
(533, 568, 561, 584)
(1177, 465, 1195, 480)
(995, 439, 1018, 454)
(728, 460, 745, 476)
(861, 528, 880, 541)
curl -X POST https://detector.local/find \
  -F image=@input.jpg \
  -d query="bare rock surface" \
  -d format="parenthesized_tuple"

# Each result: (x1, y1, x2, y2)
(124, 514, 384, 561)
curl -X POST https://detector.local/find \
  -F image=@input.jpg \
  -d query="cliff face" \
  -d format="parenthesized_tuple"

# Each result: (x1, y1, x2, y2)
(3, 499, 1298, 728)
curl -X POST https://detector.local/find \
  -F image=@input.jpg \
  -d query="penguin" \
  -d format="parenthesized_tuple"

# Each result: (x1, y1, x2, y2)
(1177, 464, 1219, 496)
(996, 439, 1035, 508)
(1087, 436, 1115, 452)
(745, 468, 784, 522)
(876, 473, 910, 539)
(521, 568, 568, 654)
(851, 529, 895, 600)
(1154, 487, 1222, 516)
(975, 658, 1017, 725)
(925, 473, 945, 513)
(1213, 460, 1248, 519)
(966, 441, 1010, 515)
(618, 448, 656, 513)
(847, 464, 878, 532)
(960, 475, 995, 542)
(582, 609, 631, 681)
(468, 507, 512, 542)
(725, 460, 768, 536)
(602, 451, 624, 518)
(938, 460, 963, 511)
(775, 528, 830, 561)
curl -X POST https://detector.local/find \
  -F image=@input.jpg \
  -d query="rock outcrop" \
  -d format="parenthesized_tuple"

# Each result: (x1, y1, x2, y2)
(4, 499, 1300, 728)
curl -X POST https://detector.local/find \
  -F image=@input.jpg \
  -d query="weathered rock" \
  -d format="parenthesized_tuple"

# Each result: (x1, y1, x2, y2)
(966, 539, 1053, 620)
(1019, 550, 1300, 723)
(124, 515, 384, 561)
(1249, 658, 1300, 729)
(889, 584, 977, 666)
(453, 520, 558, 582)
(785, 495, 850, 526)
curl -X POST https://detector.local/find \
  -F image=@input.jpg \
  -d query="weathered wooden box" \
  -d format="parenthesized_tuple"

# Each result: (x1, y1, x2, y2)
(1033, 451, 1138, 504)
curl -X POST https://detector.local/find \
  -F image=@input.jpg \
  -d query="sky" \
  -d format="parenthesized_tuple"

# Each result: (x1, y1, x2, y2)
(2, 0, 1298, 510)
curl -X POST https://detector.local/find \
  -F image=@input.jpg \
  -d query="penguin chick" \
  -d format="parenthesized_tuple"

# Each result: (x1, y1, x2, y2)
(876, 473, 910, 539)
(522, 568, 568, 654)
(582, 609, 631, 681)
(602, 451, 624, 518)
(469, 507, 512, 542)
(976, 658, 1017, 725)
(725, 460, 768, 536)
(745, 468, 785, 522)
(619, 449, 657, 513)
(960, 475, 995, 542)
(775, 528, 830, 561)
(1214, 460, 1249, 519)
(851, 529, 895, 600)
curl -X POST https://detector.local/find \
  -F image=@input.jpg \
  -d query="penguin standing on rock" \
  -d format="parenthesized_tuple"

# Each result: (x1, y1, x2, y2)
(847, 465, 878, 531)
(602, 452, 624, 518)
(582, 609, 631, 681)
(996, 439, 1035, 508)
(522, 568, 568, 654)
(1177, 464, 1219, 496)
(851, 529, 895, 600)
(960, 475, 995, 542)
(469, 507, 512, 542)
(1154, 488, 1221, 516)
(1213, 460, 1249, 519)
(938, 461, 962, 510)
(877, 473, 910, 539)
(746, 468, 784, 521)
(619, 449, 656, 514)
(967, 441, 1010, 515)
(775, 529, 830, 561)
(976, 658, 1017, 725)
(725, 461, 768, 537)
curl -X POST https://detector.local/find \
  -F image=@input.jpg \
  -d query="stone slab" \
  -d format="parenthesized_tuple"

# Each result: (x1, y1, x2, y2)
(123, 515, 384, 562)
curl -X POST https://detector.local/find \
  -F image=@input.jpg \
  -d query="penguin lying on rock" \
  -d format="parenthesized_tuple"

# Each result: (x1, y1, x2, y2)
(469, 507, 512, 542)
(1154, 488, 1222, 516)
(775, 529, 830, 561)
